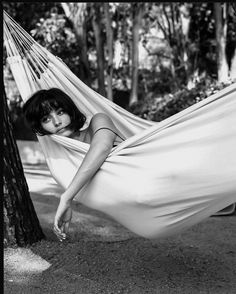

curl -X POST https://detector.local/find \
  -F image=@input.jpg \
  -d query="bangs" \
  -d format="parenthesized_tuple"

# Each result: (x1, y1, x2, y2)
(39, 99, 62, 118)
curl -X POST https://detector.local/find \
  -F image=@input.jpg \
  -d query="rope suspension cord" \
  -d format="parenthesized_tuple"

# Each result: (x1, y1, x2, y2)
(3, 10, 236, 239)
(4, 11, 51, 87)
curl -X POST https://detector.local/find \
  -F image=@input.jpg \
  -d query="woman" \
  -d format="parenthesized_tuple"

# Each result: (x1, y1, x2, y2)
(23, 88, 125, 241)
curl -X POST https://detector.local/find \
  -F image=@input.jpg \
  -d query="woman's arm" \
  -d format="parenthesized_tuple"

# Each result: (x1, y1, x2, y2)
(63, 113, 117, 201)
(54, 113, 117, 239)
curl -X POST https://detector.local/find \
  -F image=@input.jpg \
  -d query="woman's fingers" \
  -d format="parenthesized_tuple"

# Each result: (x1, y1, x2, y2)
(63, 219, 70, 234)
(54, 221, 67, 241)
(53, 206, 72, 241)
(54, 228, 66, 241)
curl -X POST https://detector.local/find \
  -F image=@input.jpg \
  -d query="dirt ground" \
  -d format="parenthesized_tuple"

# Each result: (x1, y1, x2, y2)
(4, 163, 236, 294)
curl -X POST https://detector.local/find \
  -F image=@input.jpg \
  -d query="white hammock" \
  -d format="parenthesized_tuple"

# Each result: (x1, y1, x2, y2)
(4, 11, 236, 239)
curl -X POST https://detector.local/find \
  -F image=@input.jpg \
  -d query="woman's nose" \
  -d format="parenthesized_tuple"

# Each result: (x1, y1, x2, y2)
(52, 115, 62, 126)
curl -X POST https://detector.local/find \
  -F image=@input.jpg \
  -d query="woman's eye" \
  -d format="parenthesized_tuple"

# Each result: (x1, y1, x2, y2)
(57, 109, 64, 115)
(41, 116, 50, 123)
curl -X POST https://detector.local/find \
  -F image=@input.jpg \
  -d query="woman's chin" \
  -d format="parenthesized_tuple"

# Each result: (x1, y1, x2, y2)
(56, 128, 74, 137)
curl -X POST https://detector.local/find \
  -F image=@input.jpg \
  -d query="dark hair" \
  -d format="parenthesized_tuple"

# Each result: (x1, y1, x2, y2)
(23, 88, 86, 135)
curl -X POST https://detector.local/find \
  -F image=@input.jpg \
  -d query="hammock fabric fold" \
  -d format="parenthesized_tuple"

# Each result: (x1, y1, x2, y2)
(4, 11, 236, 238)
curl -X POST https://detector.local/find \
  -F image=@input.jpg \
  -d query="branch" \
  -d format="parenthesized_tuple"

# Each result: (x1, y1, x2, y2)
(163, 3, 172, 38)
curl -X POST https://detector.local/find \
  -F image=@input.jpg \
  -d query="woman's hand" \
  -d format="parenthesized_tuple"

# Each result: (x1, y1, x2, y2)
(53, 196, 72, 242)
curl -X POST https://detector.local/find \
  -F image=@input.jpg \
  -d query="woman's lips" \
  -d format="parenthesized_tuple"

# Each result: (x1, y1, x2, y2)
(56, 127, 67, 134)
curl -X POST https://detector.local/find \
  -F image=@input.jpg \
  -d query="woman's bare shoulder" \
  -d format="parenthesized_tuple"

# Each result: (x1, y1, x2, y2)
(89, 113, 114, 130)
(91, 113, 111, 122)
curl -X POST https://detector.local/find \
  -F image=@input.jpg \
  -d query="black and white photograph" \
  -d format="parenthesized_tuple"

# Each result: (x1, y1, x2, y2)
(3, 2, 236, 293)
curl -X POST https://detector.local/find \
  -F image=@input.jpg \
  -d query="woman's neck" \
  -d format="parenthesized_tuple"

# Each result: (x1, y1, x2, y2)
(69, 128, 90, 143)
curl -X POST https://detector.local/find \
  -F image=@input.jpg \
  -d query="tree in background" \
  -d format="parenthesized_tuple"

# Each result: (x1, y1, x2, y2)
(3, 89, 45, 247)
(104, 2, 114, 100)
(91, 3, 106, 96)
(227, 3, 236, 80)
(230, 48, 236, 80)
(129, 3, 144, 106)
(61, 2, 91, 86)
(108, 3, 133, 105)
(189, 3, 236, 84)
(144, 3, 193, 88)
(214, 2, 229, 82)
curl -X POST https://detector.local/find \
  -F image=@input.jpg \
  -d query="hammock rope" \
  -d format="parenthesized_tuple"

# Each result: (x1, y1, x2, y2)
(3, 10, 236, 239)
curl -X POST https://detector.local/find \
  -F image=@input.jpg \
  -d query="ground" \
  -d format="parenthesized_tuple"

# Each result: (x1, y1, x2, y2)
(4, 162, 236, 294)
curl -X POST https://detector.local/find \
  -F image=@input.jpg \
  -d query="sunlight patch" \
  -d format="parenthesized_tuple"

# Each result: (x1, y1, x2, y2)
(4, 248, 51, 276)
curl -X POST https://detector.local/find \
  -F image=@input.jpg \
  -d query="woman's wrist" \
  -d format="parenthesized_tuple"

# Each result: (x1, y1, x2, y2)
(61, 191, 74, 203)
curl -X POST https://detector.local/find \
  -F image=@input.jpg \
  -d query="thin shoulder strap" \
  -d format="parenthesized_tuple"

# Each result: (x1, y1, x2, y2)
(93, 127, 125, 141)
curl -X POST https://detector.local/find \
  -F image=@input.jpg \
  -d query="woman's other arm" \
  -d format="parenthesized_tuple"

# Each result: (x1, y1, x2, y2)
(64, 113, 116, 200)
(54, 113, 117, 239)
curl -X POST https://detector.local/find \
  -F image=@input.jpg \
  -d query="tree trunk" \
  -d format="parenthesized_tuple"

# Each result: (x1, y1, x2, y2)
(230, 48, 236, 80)
(104, 3, 113, 101)
(61, 3, 91, 86)
(129, 3, 143, 107)
(214, 3, 229, 82)
(3, 89, 45, 247)
(92, 3, 106, 96)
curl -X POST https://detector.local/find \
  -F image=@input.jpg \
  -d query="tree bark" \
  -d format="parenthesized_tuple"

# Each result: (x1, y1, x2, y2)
(104, 3, 114, 101)
(214, 3, 229, 82)
(61, 3, 91, 86)
(3, 89, 45, 247)
(129, 3, 143, 106)
(92, 3, 106, 96)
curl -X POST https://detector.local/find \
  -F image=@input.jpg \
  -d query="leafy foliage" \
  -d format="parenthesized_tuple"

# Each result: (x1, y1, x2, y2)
(30, 10, 80, 77)
(129, 78, 234, 122)
(3, 2, 58, 32)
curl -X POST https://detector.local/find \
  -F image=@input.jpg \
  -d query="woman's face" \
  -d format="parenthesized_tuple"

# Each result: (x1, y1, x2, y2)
(40, 108, 74, 137)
